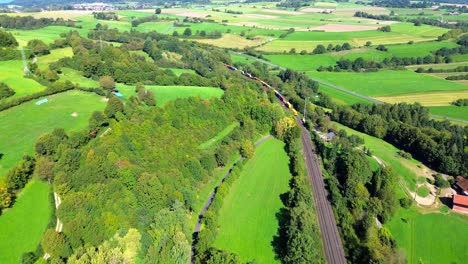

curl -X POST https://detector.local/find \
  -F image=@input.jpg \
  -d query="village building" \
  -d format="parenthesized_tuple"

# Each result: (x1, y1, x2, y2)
(455, 176, 468, 195)
(452, 194, 468, 213)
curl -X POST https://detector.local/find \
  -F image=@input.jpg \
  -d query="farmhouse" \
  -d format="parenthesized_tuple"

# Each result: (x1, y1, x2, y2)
(452, 194, 468, 213)
(455, 176, 468, 195)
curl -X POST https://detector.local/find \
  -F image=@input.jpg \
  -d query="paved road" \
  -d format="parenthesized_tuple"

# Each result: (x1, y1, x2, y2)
(231, 52, 468, 124)
(191, 135, 272, 261)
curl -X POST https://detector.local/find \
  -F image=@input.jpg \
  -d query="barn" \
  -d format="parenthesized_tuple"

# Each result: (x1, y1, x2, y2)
(452, 194, 468, 214)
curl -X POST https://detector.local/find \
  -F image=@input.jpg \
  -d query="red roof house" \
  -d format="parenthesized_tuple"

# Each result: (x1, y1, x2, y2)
(452, 194, 468, 213)
(455, 176, 468, 195)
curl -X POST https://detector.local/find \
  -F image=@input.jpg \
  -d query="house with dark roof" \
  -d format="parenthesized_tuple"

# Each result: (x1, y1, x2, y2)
(452, 194, 468, 214)
(455, 176, 468, 195)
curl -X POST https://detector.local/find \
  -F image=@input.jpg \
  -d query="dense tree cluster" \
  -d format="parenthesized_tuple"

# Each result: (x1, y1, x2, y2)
(0, 30, 18, 47)
(451, 98, 468, 106)
(445, 73, 468, 80)
(324, 103, 468, 176)
(0, 155, 35, 212)
(372, 0, 432, 8)
(277, 0, 311, 9)
(131, 15, 160, 27)
(27, 39, 50, 55)
(0, 15, 75, 29)
(311, 130, 401, 263)
(92, 12, 119, 21)
(0, 82, 15, 100)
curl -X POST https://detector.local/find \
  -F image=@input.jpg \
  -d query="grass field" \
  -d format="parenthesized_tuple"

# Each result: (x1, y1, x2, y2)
(0, 180, 52, 264)
(0, 60, 47, 102)
(134, 85, 224, 106)
(214, 138, 291, 263)
(375, 90, 468, 106)
(319, 84, 373, 105)
(386, 207, 468, 264)
(333, 122, 425, 191)
(161, 68, 197, 76)
(0, 91, 106, 176)
(309, 70, 468, 97)
(193, 34, 268, 49)
(385, 41, 459, 57)
(9, 26, 89, 45)
(36, 47, 74, 70)
(428, 106, 468, 121)
(198, 121, 239, 149)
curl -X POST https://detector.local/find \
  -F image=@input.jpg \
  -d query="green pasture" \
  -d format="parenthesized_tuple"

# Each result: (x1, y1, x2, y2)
(386, 41, 459, 57)
(115, 84, 224, 106)
(214, 138, 291, 263)
(8, 26, 88, 45)
(429, 106, 468, 121)
(452, 54, 468, 62)
(0, 60, 46, 101)
(333, 122, 424, 191)
(161, 68, 197, 76)
(308, 70, 468, 97)
(386, 207, 468, 264)
(0, 91, 106, 176)
(198, 122, 239, 149)
(59, 68, 100, 88)
(319, 84, 373, 105)
(36, 47, 74, 70)
(0, 180, 52, 264)
(231, 53, 253, 64)
(135, 21, 174, 33)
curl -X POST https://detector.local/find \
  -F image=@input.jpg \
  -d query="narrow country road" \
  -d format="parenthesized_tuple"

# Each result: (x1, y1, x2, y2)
(191, 135, 272, 261)
(297, 117, 347, 264)
(230, 51, 468, 124)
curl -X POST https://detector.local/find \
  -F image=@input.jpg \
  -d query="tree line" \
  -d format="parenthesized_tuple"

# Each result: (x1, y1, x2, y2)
(0, 15, 75, 29)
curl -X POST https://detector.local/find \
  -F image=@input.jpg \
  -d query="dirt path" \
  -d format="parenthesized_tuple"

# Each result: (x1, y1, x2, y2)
(191, 135, 272, 262)
(44, 192, 63, 260)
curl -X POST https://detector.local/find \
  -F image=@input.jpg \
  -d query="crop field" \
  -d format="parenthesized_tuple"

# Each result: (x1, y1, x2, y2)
(429, 106, 468, 121)
(386, 207, 468, 264)
(214, 138, 291, 263)
(0, 60, 46, 101)
(375, 90, 468, 106)
(309, 70, 468, 97)
(193, 34, 268, 49)
(0, 180, 52, 264)
(0, 91, 106, 176)
(319, 84, 373, 105)
(333, 122, 427, 191)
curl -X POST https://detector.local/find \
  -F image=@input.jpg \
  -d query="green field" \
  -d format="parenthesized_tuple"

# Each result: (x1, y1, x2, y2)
(133, 85, 224, 106)
(386, 207, 468, 264)
(199, 121, 239, 149)
(161, 68, 197, 77)
(309, 70, 468, 97)
(0, 91, 106, 176)
(9, 26, 88, 45)
(385, 41, 459, 57)
(319, 84, 373, 105)
(429, 106, 468, 121)
(0, 180, 52, 263)
(214, 138, 291, 263)
(0, 60, 46, 101)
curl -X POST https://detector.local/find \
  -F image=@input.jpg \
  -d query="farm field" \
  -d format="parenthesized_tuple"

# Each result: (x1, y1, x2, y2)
(308, 70, 468, 97)
(193, 34, 268, 49)
(319, 84, 373, 105)
(386, 207, 468, 264)
(0, 91, 106, 176)
(374, 90, 468, 106)
(0, 60, 46, 101)
(0, 180, 52, 264)
(214, 138, 291, 263)
(428, 106, 468, 121)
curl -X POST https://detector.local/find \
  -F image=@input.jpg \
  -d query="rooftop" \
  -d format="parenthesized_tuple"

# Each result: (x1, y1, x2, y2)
(453, 194, 468, 206)
(456, 176, 468, 191)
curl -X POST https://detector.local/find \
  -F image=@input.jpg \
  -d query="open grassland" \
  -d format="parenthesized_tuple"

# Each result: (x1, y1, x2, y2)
(0, 60, 46, 101)
(115, 84, 224, 106)
(231, 53, 254, 64)
(214, 138, 290, 263)
(0, 180, 52, 264)
(374, 90, 468, 106)
(386, 207, 468, 264)
(385, 41, 459, 57)
(333, 122, 428, 191)
(428, 106, 468, 121)
(192, 34, 268, 49)
(452, 54, 468, 62)
(59, 68, 100, 88)
(161, 68, 197, 76)
(8, 26, 88, 45)
(308, 70, 468, 97)
(36, 47, 74, 70)
(198, 122, 239, 149)
(319, 84, 373, 105)
(0, 91, 106, 176)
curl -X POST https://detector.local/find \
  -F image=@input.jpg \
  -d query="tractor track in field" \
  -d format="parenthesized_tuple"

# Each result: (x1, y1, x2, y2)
(230, 51, 468, 124)
(190, 135, 272, 263)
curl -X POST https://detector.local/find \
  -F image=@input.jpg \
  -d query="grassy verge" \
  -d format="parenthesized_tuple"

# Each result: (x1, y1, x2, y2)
(0, 180, 52, 263)
(214, 138, 291, 263)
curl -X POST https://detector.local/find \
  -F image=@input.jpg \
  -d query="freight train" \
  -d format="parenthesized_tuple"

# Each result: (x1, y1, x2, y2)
(223, 63, 298, 116)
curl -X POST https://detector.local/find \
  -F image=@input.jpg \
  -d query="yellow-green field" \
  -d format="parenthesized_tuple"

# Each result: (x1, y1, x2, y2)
(375, 90, 468, 106)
